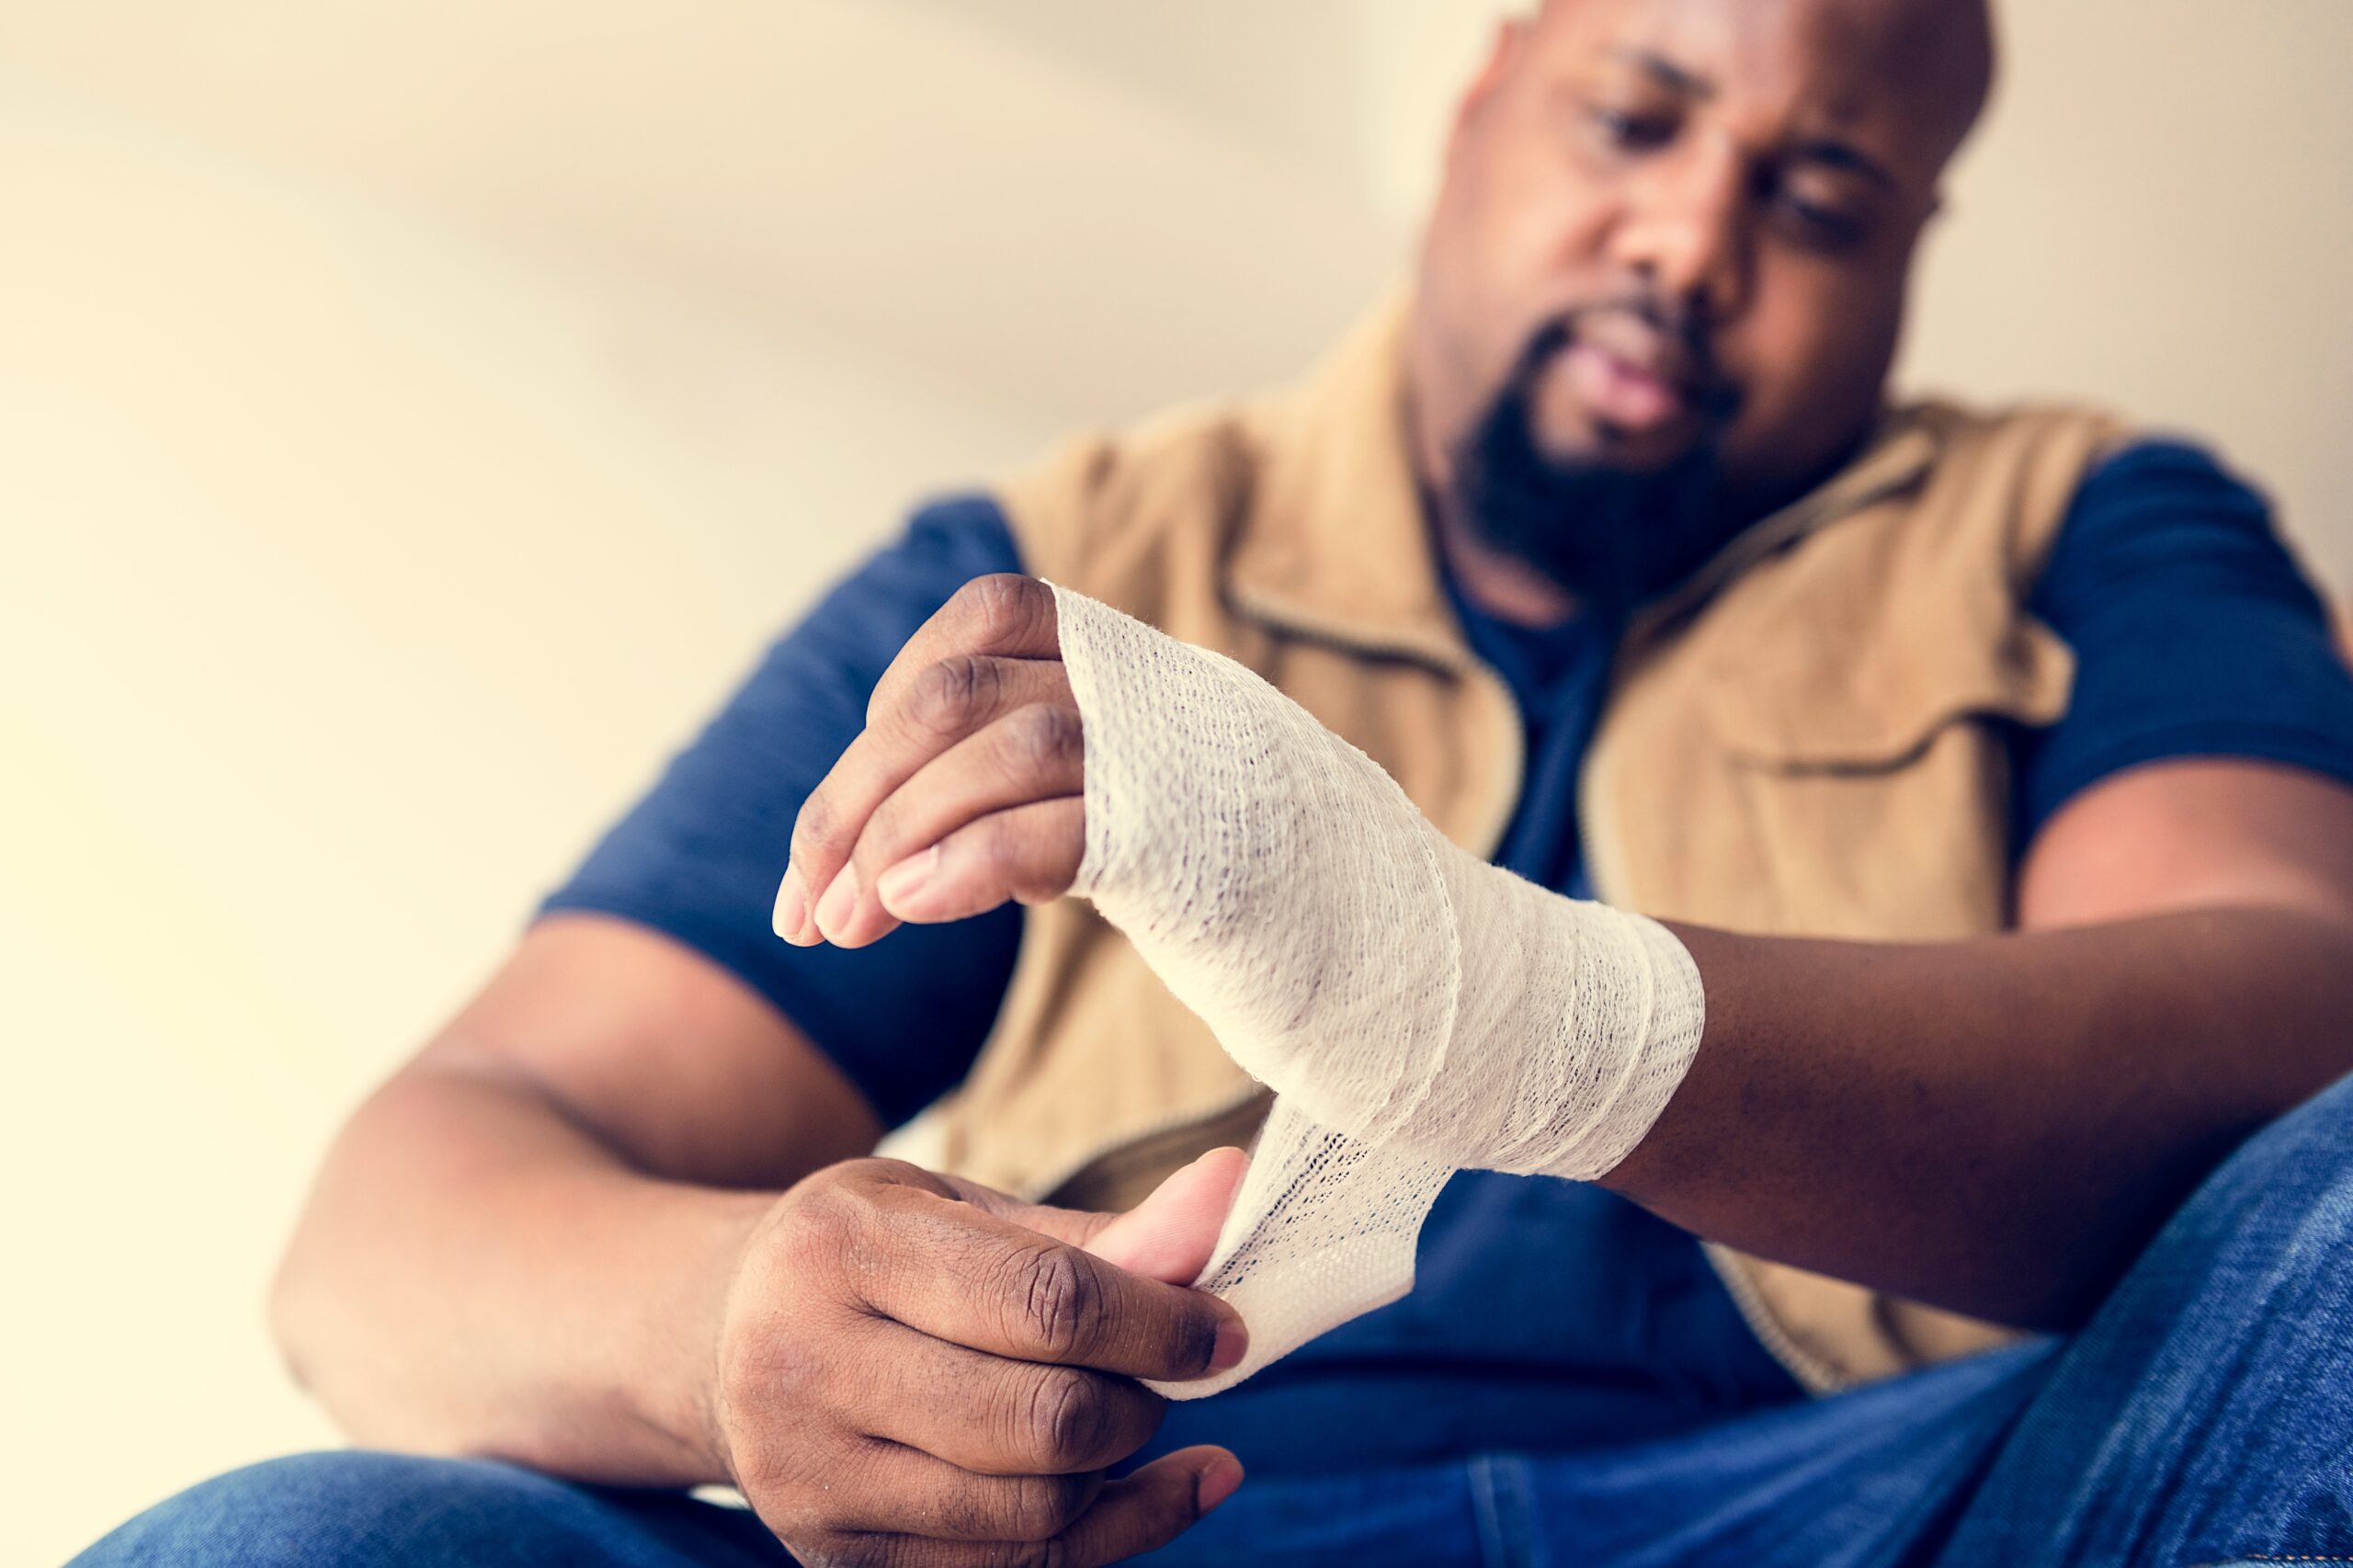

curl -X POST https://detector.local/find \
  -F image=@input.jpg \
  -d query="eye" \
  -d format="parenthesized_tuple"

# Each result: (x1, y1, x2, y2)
(1778, 194, 1867, 249)
(1758, 166, 1875, 252)
(1587, 105, 1677, 152)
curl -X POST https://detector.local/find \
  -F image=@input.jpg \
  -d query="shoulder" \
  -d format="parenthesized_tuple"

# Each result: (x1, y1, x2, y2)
(2035, 437, 2326, 623)
(1886, 398, 2131, 576)
(2010, 435, 2353, 844)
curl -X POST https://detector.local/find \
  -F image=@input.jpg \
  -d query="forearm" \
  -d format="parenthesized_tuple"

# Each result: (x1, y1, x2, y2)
(269, 1061, 775, 1485)
(1604, 904, 2353, 1327)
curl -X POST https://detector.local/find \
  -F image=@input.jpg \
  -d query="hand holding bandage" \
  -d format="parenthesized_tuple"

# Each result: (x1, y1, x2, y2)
(777, 574, 1706, 1394)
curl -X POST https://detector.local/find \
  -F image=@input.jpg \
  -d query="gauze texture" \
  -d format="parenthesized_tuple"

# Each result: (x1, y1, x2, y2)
(1045, 582, 1706, 1398)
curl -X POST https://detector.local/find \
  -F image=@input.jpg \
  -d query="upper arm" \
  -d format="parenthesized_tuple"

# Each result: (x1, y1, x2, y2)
(2012, 440, 2353, 930)
(2018, 757, 2353, 931)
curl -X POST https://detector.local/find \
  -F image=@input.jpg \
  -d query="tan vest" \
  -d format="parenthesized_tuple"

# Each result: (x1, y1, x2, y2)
(919, 293, 2122, 1394)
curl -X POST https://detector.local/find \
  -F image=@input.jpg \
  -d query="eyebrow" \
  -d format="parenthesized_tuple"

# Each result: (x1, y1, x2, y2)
(1610, 46, 1715, 100)
(1606, 46, 1902, 196)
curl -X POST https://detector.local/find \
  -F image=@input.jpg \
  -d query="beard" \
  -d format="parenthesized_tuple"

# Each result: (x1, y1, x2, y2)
(1450, 308, 1743, 623)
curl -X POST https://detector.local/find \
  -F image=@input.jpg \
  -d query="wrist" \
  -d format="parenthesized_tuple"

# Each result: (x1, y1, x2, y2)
(642, 1185, 780, 1487)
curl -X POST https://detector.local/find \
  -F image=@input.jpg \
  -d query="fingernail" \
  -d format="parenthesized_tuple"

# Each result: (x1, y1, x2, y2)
(813, 867, 859, 943)
(1209, 1312, 1248, 1374)
(875, 846, 941, 918)
(1197, 1456, 1245, 1515)
(772, 867, 810, 944)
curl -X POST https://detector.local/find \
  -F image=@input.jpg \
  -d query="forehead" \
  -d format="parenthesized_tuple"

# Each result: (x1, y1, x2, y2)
(1529, 0, 1973, 180)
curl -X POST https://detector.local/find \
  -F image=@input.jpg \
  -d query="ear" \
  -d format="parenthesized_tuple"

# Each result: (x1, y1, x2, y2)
(1448, 14, 1532, 147)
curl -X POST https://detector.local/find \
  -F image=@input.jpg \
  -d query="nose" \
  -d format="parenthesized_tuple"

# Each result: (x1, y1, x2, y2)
(1610, 135, 1752, 330)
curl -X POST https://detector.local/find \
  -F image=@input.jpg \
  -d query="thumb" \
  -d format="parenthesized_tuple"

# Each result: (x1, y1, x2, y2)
(950, 1147, 1249, 1286)
(1084, 1146, 1250, 1284)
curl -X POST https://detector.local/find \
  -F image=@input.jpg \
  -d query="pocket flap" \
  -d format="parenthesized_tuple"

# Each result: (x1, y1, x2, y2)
(1699, 614, 2074, 771)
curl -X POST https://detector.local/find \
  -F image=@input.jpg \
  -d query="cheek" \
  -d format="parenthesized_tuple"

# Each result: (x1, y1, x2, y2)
(1718, 261, 1907, 488)
(1452, 131, 1625, 311)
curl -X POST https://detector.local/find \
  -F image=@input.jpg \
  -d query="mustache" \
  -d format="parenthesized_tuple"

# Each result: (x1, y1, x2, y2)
(1512, 293, 1741, 426)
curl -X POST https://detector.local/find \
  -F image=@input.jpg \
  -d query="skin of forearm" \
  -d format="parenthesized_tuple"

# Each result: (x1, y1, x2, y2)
(269, 1063, 775, 1486)
(1603, 904, 2353, 1330)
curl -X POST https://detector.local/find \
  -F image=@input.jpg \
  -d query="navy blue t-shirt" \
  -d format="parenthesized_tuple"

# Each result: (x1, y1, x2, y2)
(542, 439, 2353, 1475)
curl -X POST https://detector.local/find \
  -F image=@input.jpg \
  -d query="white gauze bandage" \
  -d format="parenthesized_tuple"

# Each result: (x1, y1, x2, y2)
(1046, 582, 1706, 1398)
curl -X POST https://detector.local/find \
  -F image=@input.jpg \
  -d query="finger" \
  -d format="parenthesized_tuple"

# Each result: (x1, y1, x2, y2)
(777, 653, 1071, 948)
(816, 703, 1084, 949)
(1048, 1446, 1245, 1567)
(851, 1182, 1246, 1382)
(949, 1149, 1251, 1287)
(846, 1320, 1163, 1476)
(820, 1437, 1108, 1541)
(868, 574, 1063, 722)
(830, 1447, 1241, 1568)
(871, 799, 1086, 930)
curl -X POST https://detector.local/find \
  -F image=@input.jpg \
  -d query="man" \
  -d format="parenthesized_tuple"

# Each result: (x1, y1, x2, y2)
(74, 0, 2353, 1563)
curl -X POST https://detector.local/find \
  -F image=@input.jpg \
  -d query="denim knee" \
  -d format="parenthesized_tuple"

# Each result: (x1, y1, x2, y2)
(1931, 1072, 2353, 1568)
(68, 1449, 594, 1567)
(2193, 1067, 2353, 1243)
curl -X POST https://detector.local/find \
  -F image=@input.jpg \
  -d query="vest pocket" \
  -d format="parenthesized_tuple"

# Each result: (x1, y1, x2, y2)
(1695, 614, 2075, 773)
(1603, 615, 2076, 943)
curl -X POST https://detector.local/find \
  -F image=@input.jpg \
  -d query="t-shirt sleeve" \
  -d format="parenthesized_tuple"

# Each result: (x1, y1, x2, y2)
(2012, 439, 2353, 848)
(536, 494, 1029, 1127)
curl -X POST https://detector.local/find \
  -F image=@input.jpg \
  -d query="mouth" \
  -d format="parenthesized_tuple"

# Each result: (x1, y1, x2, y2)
(1562, 340, 1688, 434)
(1548, 309, 1720, 442)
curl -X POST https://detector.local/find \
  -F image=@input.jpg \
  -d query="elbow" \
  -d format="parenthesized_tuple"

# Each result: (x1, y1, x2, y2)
(265, 1232, 437, 1455)
(266, 1223, 331, 1403)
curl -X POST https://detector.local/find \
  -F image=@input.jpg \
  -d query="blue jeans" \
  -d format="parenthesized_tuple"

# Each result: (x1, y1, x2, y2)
(74, 1072, 2353, 1567)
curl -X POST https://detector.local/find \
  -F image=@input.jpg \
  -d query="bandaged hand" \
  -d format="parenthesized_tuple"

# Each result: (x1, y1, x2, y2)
(777, 574, 1705, 1395)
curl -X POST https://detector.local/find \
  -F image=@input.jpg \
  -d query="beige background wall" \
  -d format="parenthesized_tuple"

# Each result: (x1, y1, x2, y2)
(4, 4, 2347, 1560)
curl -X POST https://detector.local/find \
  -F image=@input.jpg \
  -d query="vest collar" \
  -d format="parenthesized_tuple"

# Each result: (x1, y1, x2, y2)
(1223, 289, 1943, 670)
(1623, 411, 1939, 658)
(1225, 288, 1475, 671)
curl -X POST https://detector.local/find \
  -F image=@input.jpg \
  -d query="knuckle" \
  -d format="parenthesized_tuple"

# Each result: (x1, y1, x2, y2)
(961, 573, 1045, 649)
(1021, 1369, 1107, 1471)
(776, 1170, 878, 1285)
(1005, 1474, 1093, 1543)
(788, 1160, 944, 1305)
(1000, 1243, 1102, 1362)
(906, 654, 995, 739)
(790, 790, 844, 865)
(1002, 703, 1082, 778)
(782, 1175, 859, 1250)
(814, 1530, 888, 1568)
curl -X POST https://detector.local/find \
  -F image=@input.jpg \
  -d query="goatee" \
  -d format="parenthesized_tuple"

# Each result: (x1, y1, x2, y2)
(1450, 310, 1742, 623)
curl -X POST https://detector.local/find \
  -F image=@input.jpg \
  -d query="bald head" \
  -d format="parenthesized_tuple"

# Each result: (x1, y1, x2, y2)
(1801, 0, 1996, 165)
(1525, 0, 1998, 171)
